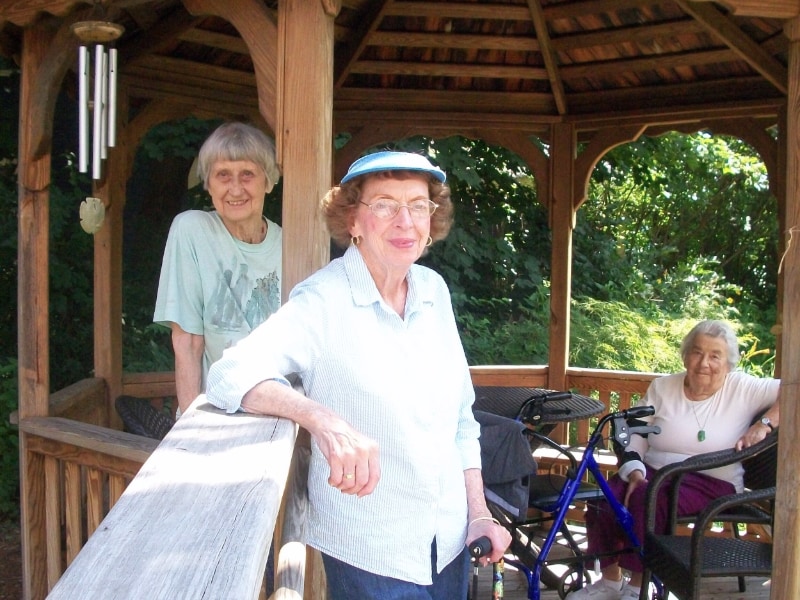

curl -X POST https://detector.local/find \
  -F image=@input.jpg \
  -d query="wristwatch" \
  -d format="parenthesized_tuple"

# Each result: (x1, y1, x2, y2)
(760, 416, 775, 431)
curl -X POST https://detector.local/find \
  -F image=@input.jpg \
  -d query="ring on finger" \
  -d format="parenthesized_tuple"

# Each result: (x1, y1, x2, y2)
(344, 473, 355, 480)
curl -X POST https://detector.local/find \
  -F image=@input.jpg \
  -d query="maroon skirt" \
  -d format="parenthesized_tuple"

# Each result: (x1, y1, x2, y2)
(584, 464, 736, 572)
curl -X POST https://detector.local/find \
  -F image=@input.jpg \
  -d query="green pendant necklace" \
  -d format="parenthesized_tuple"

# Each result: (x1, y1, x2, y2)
(690, 401, 710, 442)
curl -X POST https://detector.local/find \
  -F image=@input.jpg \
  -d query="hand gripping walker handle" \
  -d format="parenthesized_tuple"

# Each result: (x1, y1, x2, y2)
(469, 536, 492, 558)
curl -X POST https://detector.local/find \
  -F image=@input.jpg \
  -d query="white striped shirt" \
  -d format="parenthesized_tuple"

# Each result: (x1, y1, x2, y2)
(206, 246, 480, 584)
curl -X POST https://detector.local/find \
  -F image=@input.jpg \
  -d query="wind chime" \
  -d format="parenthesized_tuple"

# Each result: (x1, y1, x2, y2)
(71, 11, 124, 181)
(71, 9, 124, 233)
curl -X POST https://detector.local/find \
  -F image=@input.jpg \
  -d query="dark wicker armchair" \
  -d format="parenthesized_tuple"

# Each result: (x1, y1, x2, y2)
(115, 395, 175, 440)
(639, 430, 777, 600)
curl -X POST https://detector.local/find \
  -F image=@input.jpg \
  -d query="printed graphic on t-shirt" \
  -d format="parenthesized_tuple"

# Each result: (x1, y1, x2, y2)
(210, 261, 280, 331)
(246, 272, 280, 326)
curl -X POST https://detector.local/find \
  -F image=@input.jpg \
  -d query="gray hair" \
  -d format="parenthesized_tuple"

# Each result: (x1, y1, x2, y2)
(196, 122, 280, 192)
(680, 320, 739, 370)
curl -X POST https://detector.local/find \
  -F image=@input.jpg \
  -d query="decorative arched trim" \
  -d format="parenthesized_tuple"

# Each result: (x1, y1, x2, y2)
(182, 0, 278, 132)
(573, 125, 648, 210)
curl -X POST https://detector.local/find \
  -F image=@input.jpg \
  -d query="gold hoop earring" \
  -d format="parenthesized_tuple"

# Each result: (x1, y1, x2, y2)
(426, 236, 433, 247)
(351, 236, 361, 246)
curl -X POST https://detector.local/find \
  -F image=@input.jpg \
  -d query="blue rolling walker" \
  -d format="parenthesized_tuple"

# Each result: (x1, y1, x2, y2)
(471, 402, 664, 600)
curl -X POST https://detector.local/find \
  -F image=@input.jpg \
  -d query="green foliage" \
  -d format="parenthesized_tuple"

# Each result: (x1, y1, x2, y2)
(0, 158, 16, 361)
(138, 117, 221, 161)
(581, 132, 777, 313)
(365, 136, 550, 325)
(570, 299, 685, 373)
(457, 289, 550, 365)
(0, 358, 18, 519)
(48, 158, 95, 389)
(570, 131, 778, 375)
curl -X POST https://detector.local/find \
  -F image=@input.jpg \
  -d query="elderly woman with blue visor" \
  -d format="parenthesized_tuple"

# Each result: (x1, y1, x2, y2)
(206, 151, 510, 599)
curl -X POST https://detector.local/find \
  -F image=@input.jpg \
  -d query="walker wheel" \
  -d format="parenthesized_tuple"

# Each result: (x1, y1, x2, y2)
(557, 567, 592, 600)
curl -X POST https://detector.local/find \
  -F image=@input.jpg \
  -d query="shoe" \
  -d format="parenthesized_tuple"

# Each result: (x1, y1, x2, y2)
(620, 585, 641, 600)
(565, 578, 625, 600)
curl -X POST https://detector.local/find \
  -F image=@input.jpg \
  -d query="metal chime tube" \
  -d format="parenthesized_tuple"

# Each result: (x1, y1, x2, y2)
(108, 48, 118, 147)
(92, 44, 104, 180)
(78, 46, 89, 173)
(100, 49, 108, 160)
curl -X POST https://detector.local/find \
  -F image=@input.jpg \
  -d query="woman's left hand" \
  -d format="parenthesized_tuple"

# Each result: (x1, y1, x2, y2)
(735, 423, 770, 450)
(623, 470, 647, 508)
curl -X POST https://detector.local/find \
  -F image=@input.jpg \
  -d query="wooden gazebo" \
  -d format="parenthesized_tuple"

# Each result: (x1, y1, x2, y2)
(2, 1, 799, 598)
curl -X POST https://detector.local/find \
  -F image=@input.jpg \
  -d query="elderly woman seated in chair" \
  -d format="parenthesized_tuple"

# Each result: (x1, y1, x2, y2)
(567, 319, 780, 600)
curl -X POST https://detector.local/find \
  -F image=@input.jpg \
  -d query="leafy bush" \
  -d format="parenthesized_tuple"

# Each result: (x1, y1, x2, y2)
(0, 359, 19, 519)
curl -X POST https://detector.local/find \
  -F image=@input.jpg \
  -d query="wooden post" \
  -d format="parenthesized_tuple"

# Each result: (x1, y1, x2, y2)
(277, 0, 334, 296)
(547, 123, 575, 395)
(276, 3, 336, 599)
(774, 105, 787, 377)
(93, 87, 128, 427)
(772, 16, 800, 600)
(17, 19, 72, 600)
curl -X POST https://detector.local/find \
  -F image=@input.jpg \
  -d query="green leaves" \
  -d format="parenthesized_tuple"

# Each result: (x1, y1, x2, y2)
(357, 132, 777, 374)
(0, 358, 18, 519)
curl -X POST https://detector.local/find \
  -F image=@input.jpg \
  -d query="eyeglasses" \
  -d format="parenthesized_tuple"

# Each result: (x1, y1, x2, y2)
(359, 199, 439, 219)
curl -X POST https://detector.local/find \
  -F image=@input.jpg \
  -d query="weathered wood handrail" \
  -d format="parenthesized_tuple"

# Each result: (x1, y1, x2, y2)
(44, 396, 297, 600)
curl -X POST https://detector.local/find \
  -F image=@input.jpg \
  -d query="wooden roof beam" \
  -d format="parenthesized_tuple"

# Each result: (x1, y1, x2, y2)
(0, 0, 80, 26)
(543, 0, 663, 20)
(335, 109, 556, 133)
(551, 19, 705, 52)
(123, 57, 258, 115)
(349, 60, 548, 79)
(124, 77, 259, 117)
(367, 31, 539, 52)
(119, 7, 203, 62)
(334, 87, 557, 115)
(127, 54, 256, 86)
(568, 90, 783, 127)
(560, 48, 743, 79)
(526, 0, 567, 115)
(677, 0, 788, 94)
(334, 0, 391, 88)
(381, 1, 645, 21)
(177, 27, 250, 54)
(383, 2, 531, 19)
(695, 0, 799, 19)
(0, 0, 161, 27)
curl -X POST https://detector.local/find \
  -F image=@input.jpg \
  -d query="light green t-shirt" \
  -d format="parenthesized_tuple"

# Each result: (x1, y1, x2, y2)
(153, 210, 281, 387)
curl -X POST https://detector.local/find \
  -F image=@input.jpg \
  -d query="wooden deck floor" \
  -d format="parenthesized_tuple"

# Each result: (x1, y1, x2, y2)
(471, 562, 772, 599)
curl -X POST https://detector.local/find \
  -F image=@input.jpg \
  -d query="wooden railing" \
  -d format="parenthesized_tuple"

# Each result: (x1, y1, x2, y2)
(44, 395, 297, 599)
(470, 365, 660, 523)
(20, 367, 666, 599)
(470, 365, 661, 446)
(19, 417, 157, 590)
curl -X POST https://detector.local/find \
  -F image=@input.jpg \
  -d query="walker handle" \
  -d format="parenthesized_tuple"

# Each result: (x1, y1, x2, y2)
(623, 405, 655, 419)
(469, 536, 492, 558)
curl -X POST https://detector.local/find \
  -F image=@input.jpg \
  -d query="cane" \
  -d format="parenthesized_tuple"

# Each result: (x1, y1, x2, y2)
(469, 536, 497, 600)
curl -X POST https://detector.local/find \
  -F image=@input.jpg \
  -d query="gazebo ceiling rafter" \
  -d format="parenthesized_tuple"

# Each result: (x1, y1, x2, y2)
(0, 0, 790, 133)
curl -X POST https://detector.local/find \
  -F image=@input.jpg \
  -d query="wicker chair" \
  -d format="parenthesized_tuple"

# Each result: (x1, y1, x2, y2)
(115, 395, 175, 440)
(640, 430, 777, 600)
